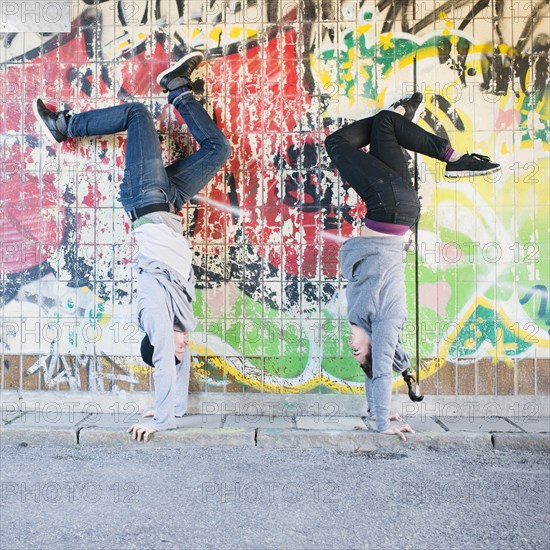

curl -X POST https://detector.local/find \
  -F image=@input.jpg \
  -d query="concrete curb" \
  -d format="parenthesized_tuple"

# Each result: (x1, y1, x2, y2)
(492, 433, 550, 452)
(0, 427, 76, 446)
(1, 425, 547, 452)
(77, 426, 257, 448)
(256, 429, 493, 451)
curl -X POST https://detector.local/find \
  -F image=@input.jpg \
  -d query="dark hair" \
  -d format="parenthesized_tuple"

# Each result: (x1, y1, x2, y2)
(173, 319, 185, 332)
(358, 351, 372, 379)
(140, 334, 155, 367)
(140, 334, 180, 368)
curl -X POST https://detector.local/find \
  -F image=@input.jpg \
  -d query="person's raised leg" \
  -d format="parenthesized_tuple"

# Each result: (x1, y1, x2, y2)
(33, 99, 170, 215)
(166, 92, 232, 207)
(326, 92, 425, 151)
(325, 129, 391, 196)
(155, 52, 232, 209)
(326, 116, 375, 149)
(324, 93, 428, 199)
(370, 108, 500, 178)
(369, 109, 447, 182)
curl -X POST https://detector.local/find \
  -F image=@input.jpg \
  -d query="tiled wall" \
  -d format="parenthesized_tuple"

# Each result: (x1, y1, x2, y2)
(1, 1, 548, 396)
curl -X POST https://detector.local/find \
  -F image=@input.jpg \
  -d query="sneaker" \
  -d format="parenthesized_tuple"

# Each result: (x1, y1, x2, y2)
(33, 99, 70, 143)
(444, 152, 500, 178)
(402, 369, 424, 402)
(391, 92, 425, 123)
(157, 51, 204, 92)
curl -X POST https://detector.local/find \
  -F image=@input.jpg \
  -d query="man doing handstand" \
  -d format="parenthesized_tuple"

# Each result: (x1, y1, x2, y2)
(325, 93, 499, 440)
(34, 52, 232, 442)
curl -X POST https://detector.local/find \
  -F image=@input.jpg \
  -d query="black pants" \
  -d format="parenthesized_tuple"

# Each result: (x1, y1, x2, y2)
(325, 110, 448, 227)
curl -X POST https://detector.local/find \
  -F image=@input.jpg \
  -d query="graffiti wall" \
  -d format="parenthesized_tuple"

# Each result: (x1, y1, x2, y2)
(1, 0, 548, 396)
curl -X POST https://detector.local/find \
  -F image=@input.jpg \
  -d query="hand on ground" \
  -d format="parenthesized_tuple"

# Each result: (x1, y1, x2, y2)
(381, 423, 415, 441)
(127, 423, 157, 443)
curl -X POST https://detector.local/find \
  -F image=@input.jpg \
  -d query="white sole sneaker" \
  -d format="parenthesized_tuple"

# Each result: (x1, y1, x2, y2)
(156, 51, 204, 88)
(444, 166, 501, 178)
(410, 97, 426, 124)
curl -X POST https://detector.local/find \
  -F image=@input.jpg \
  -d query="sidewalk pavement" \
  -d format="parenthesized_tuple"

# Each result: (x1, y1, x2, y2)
(2, 405, 548, 452)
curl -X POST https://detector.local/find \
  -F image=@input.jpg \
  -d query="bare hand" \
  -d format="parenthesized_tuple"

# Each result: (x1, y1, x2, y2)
(127, 423, 156, 443)
(381, 423, 415, 441)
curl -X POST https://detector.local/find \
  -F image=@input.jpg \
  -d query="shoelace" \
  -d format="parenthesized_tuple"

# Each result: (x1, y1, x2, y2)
(469, 152, 491, 162)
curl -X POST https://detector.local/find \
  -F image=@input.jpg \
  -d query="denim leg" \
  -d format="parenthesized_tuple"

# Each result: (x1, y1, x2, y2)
(68, 103, 170, 213)
(165, 93, 232, 210)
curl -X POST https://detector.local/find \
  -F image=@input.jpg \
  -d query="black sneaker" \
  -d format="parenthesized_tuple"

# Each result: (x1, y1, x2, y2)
(391, 92, 425, 123)
(402, 369, 424, 402)
(33, 99, 70, 143)
(444, 152, 500, 178)
(157, 51, 204, 92)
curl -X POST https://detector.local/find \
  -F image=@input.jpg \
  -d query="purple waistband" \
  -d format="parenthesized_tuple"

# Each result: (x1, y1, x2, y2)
(365, 219, 410, 236)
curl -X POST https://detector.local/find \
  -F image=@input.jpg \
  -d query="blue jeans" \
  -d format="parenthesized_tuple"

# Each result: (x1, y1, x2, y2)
(325, 110, 448, 227)
(67, 93, 232, 214)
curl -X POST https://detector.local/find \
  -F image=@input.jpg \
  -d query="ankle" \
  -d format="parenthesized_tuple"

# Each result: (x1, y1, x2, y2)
(394, 105, 406, 116)
(63, 111, 72, 130)
(168, 85, 193, 104)
(448, 150, 464, 162)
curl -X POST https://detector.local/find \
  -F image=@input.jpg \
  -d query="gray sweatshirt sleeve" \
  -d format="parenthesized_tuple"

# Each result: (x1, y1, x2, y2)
(364, 374, 373, 416)
(138, 277, 178, 431)
(174, 348, 191, 417)
(370, 319, 402, 432)
(392, 336, 411, 373)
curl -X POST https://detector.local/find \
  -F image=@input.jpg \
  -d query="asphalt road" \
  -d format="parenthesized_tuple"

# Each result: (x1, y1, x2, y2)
(1, 445, 548, 549)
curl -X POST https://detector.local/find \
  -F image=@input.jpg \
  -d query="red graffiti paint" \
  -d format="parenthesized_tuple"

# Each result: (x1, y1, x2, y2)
(206, 29, 356, 278)
(2, 28, 359, 280)
(0, 170, 63, 273)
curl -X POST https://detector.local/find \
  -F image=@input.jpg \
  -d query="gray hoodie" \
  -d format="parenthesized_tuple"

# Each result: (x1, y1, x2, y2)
(135, 223, 197, 431)
(339, 236, 410, 432)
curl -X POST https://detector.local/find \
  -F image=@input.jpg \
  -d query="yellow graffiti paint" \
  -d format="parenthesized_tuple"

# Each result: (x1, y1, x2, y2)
(356, 24, 372, 36)
(189, 340, 362, 393)
(210, 28, 222, 42)
(421, 295, 550, 380)
(378, 33, 394, 50)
